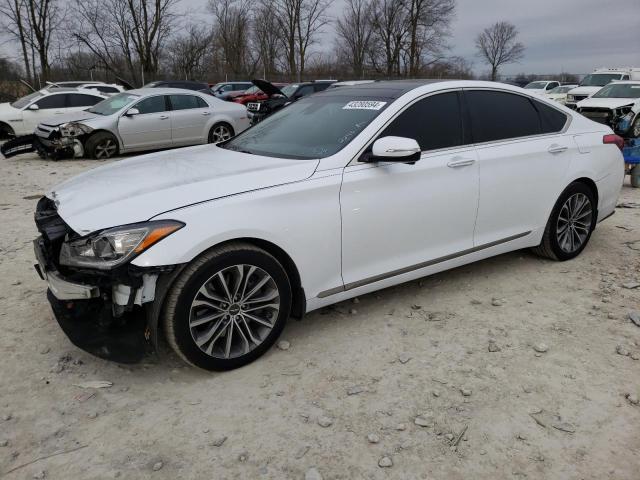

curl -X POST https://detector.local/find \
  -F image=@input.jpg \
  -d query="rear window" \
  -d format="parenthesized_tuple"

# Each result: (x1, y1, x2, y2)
(466, 90, 541, 143)
(532, 99, 568, 133)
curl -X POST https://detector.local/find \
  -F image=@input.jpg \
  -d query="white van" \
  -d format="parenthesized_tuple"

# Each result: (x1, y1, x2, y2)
(566, 67, 640, 109)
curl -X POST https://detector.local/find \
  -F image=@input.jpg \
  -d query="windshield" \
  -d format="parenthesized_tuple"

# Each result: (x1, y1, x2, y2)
(280, 84, 299, 97)
(524, 82, 548, 89)
(580, 73, 623, 87)
(10, 91, 42, 109)
(88, 93, 140, 115)
(593, 83, 640, 99)
(222, 96, 390, 159)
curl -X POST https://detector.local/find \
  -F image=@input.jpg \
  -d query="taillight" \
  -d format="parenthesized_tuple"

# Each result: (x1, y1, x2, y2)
(603, 134, 624, 151)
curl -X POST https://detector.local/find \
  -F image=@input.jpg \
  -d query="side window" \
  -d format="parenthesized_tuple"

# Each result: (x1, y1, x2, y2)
(34, 94, 66, 110)
(196, 96, 209, 108)
(532, 99, 568, 133)
(622, 75, 630, 80)
(67, 94, 103, 107)
(295, 85, 314, 97)
(380, 92, 463, 151)
(134, 96, 168, 114)
(466, 90, 540, 143)
(169, 95, 203, 110)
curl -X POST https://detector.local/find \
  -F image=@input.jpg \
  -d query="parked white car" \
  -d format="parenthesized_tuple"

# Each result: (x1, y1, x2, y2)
(33, 80, 624, 370)
(566, 68, 640, 109)
(544, 84, 578, 104)
(32, 88, 250, 159)
(0, 88, 106, 139)
(43, 81, 126, 95)
(577, 81, 640, 127)
(523, 80, 561, 95)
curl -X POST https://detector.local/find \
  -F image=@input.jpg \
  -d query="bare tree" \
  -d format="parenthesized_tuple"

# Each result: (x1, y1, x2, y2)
(209, 0, 256, 77)
(253, 1, 283, 78)
(335, 0, 374, 78)
(475, 21, 525, 81)
(73, 0, 178, 86)
(24, 0, 61, 81)
(167, 25, 212, 79)
(404, 0, 455, 77)
(0, 0, 33, 82)
(370, 0, 406, 77)
(271, 0, 332, 81)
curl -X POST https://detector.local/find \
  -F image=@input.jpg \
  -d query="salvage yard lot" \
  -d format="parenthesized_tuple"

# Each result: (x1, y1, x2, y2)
(1, 153, 639, 479)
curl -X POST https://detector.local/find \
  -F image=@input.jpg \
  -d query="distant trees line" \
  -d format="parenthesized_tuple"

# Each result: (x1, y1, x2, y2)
(1, 0, 571, 90)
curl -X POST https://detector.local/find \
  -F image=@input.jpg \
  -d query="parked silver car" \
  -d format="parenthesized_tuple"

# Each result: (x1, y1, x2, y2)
(33, 88, 250, 159)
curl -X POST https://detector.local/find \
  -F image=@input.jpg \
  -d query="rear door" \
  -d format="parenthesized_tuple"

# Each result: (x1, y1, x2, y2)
(168, 94, 211, 145)
(465, 89, 573, 246)
(117, 94, 173, 150)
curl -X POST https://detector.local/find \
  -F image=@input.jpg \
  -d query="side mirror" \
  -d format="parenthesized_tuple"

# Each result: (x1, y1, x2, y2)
(367, 136, 421, 162)
(125, 107, 139, 116)
(28, 103, 39, 111)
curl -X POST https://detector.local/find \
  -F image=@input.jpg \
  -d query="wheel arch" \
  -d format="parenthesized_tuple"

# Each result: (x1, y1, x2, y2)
(571, 176, 599, 211)
(85, 129, 123, 150)
(0, 121, 15, 138)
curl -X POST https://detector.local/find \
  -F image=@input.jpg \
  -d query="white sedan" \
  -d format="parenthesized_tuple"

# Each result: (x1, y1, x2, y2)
(33, 80, 624, 370)
(0, 88, 106, 139)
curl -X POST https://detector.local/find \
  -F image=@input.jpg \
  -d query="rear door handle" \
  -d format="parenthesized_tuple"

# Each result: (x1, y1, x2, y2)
(447, 157, 476, 168)
(159, 115, 169, 120)
(548, 144, 568, 154)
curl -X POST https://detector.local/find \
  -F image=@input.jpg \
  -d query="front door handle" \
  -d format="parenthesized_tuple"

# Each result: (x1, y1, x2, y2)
(548, 144, 568, 154)
(159, 115, 169, 120)
(447, 157, 476, 168)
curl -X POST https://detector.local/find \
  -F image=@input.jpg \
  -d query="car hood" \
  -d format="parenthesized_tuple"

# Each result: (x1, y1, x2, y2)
(0, 102, 21, 117)
(577, 97, 638, 109)
(39, 110, 100, 127)
(49, 144, 319, 234)
(251, 79, 285, 97)
(569, 86, 601, 96)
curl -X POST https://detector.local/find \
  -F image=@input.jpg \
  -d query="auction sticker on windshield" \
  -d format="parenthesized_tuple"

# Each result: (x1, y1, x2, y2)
(343, 101, 387, 110)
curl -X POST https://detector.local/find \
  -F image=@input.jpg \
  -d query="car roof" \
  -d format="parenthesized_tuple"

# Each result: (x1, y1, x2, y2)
(312, 79, 541, 100)
(609, 80, 640, 85)
(40, 87, 105, 94)
(125, 87, 210, 95)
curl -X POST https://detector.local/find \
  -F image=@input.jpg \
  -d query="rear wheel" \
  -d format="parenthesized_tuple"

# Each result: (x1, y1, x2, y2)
(532, 182, 597, 261)
(163, 242, 292, 371)
(85, 132, 118, 159)
(208, 123, 234, 144)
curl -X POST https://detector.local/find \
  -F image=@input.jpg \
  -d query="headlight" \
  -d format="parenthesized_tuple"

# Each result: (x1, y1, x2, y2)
(59, 220, 184, 270)
(567, 95, 574, 101)
(59, 123, 93, 137)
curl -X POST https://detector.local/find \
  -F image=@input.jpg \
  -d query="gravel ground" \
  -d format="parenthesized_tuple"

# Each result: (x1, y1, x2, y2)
(0, 152, 639, 479)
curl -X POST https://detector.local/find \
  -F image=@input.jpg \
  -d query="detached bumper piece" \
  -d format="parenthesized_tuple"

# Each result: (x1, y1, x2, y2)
(0, 134, 36, 158)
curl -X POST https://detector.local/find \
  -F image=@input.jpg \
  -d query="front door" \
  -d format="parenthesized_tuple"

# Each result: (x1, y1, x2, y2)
(340, 91, 480, 287)
(22, 93, 67, 132)
(118, 94, 173, 151)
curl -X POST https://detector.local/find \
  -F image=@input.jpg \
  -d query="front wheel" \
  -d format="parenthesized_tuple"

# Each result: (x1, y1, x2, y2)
(208, 123, 234, 144)
(163, 243, 292, 371)
(85, 132, 119, 159)
(532, 182, 597, 261)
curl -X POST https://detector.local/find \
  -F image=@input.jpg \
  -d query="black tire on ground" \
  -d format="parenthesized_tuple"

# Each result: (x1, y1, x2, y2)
(85, 132, 119, 159)
(532, 181, 597, 261)
(163, 242, 292, 371)
(0, 122, 15, 141)
(208, 122, 234, 144)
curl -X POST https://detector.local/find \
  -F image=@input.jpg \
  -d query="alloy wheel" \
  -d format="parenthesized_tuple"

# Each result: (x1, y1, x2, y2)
(188, 264, 280, 359)
(556, 192, 593, 253)
(210, 125, 232, 143)
(95, 139, 117, 159)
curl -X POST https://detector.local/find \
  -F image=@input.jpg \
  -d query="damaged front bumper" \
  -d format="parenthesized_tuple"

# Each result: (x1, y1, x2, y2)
(34, 123, 86, 159)
(33, 197, 181, 363)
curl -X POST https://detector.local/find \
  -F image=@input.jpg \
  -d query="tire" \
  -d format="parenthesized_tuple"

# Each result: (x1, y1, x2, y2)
(532, 182, 597, 261)
(208, 122, 234, 144)
(0, 122, 15, 141)
(163, 242, 292, 371)
(85, 132, 119, 159)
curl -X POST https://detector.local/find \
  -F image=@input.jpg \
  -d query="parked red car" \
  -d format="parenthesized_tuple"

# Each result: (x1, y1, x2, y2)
(231, 83, 288, 105)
